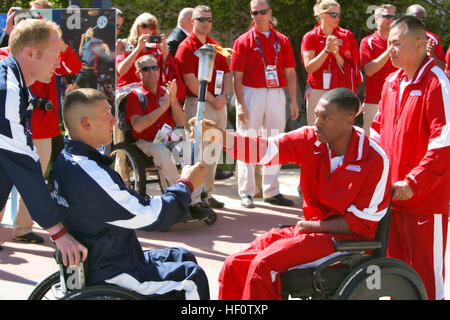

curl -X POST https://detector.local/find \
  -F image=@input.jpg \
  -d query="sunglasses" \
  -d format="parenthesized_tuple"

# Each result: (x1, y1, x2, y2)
(140, 23, 156, 29)
(380, 14, 396, 20)
(324, 12, 342, 18)
(140, 65, 159, 72)
(194, 16, 213, 23)
(251, 8, 270, 16)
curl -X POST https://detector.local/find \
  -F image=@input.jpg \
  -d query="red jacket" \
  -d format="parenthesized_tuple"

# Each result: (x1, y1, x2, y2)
(0, 45, 82, 139)
(226, 126, 391, 239)
(371, 57, 450, 215)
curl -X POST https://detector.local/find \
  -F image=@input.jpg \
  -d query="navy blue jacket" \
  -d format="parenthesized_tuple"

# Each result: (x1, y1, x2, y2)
(51, 139, 191, 285)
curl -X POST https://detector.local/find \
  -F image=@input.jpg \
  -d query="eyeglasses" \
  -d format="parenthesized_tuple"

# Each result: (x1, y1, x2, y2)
(139, 65, 159, 72)
(140, 23, 156, 29)
(251, 8, 270, 16)
(380, 14, 396, 20)
(194, 16, 213, 23)
(323, 12, 342, 18)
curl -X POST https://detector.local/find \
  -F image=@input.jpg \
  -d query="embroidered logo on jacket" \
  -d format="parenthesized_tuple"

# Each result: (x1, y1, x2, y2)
(345, 164, 361, 172)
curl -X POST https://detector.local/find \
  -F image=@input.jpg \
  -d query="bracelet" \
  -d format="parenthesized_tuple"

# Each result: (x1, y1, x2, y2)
(51, 227, 68, 241)
(177, 178, 194, 193)
(324, 49, 330, 55)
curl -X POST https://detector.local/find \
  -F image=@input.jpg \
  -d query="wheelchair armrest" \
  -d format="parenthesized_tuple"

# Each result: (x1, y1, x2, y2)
(333, 241, 381, 252)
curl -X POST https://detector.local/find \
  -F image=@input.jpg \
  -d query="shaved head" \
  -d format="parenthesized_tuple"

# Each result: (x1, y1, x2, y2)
(62, 88, 107, 136)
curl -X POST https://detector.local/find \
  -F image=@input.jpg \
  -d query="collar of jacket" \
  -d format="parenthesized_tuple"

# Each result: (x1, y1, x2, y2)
(64, 137, 113, 166)
(314, 126, 368, 163)
(386, 56, 435, 85)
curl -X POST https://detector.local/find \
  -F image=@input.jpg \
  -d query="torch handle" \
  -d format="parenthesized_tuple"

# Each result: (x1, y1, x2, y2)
(191, 80, 209, 164)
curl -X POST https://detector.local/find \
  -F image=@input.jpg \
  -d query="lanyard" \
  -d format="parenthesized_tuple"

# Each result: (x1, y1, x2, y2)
(253, 28, 279, 69)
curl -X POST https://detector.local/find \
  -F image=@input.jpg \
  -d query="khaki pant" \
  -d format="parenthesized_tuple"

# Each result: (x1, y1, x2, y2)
(236, 86, 286, 198)
(184, 96, 227, 201)
(135, 140, 179, 191)
(305, 88, 328, 126)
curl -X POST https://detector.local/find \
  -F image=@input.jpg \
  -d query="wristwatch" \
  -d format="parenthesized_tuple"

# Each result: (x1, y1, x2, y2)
(223, 93, 231, 102)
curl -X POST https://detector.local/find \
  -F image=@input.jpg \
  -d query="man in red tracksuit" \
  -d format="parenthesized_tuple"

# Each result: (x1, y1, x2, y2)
(371, 16, 450, 300)
(192, 87, 391, 300)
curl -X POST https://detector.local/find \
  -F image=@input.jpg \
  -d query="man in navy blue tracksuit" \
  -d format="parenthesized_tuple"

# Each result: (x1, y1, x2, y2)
(51, 88, 209, 299)
(0, 18, 87, 260)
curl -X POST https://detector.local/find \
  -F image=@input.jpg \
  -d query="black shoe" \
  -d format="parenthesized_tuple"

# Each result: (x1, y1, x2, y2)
(12, 232, 44, 244)
(208, 197, 225, 208)
(241, 195, 255, 208)
(263, 194, 294, 207)
(189, 202, 215, 220)
(215, 168, 234, 180)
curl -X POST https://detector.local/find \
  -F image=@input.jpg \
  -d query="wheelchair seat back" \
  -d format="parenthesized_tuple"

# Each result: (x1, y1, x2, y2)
(117, 87, 147, 143)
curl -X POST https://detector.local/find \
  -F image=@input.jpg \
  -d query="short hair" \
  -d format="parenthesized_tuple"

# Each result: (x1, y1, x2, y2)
(193, 5, 212, 17)
(135, 54, 158, 71)
(178, 7, 193, 25)
(375, 4, 396, 16)
(250, 0, 271, 9)
(390, 15, 426, 39)
(30, 0, 53, 9)
(63, 89, 107, 134)
(318, 0, 340, 12)
(320, 88, 360, 114)
(13, 9, 40, 25)
(406, 4, 427, 17)
(9, 18, 61, 57)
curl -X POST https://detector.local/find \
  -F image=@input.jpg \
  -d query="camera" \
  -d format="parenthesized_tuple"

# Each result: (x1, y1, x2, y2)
(148, 35, 162, 43)
(33, 98, 53, 111)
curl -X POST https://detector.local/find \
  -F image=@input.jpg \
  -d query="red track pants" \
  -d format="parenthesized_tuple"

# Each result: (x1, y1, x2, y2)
(387, 210, 448, 300)
(218, 226, 365, 300)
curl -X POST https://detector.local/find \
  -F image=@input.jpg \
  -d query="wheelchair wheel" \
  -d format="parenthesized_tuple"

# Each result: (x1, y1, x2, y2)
(333, 257, 428, 300)
(111, 142, 146, 196)
(63, 285, 146, 300)
(28, 271, 63, 300)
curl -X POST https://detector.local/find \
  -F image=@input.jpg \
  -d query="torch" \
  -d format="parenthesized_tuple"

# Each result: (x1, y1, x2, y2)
(191, 44, 217, 164)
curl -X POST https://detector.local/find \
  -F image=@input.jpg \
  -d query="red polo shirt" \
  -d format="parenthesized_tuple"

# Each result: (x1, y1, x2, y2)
(175, 33, 230, 96)
(230, 25, 296, 88)
(125, 84, 175, 141)
(360, 31, 398, 104)
(301, 25, 359, 90)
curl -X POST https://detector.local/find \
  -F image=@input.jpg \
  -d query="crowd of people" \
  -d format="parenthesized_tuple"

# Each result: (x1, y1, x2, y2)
(0, 0, 449, 301)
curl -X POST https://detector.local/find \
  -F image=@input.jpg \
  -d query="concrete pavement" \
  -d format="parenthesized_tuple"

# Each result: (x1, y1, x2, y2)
(0, 168, 449, 300)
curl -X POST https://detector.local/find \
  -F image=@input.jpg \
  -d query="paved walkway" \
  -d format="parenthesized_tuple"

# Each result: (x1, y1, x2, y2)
(0, 168, 449, 300)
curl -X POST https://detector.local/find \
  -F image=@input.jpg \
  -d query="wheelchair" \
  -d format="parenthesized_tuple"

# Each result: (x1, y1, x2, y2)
(28, 247, 183, 300)
(279, 201, 428, 300)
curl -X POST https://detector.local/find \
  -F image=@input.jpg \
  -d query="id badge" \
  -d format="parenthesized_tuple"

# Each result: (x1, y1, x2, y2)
(265, 65, 279, 88)
(214, 70, 224, 95)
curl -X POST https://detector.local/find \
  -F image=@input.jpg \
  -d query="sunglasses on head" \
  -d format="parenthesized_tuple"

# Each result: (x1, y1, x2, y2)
(251, 8, 270, 16)
(380, 14, 396, 20)
(324, 11, 342, 18)
(194, 16, 213, 23)
(140, 65, 159, 72)
(140, 23, 156, 29)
